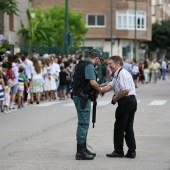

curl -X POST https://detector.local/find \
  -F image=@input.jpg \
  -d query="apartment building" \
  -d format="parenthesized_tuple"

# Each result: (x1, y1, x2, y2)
(151, 0, 170, 23)
(0, 0, 29, 47)
(31, 0, 152, 59)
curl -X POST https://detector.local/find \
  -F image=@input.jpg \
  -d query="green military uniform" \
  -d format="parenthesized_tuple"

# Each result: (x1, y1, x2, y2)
(73, 58, 96, 144)
(72, 48, 102, 160)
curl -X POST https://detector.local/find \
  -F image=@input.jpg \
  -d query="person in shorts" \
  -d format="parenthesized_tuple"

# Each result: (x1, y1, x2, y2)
(59, 66, 68, 100)
(18, 66, 28, 109)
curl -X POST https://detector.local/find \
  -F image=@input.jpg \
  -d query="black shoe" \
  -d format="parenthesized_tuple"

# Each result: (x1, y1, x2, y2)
(85, 142, 96, 157)
(101, 92, 105, 97)
(9, 107, 15, 110)
(75, 143, 94, 160)
(36, 102, 39, 104)
(125, 151, 136, 159)
(30, 102, 33, 104)
(106, 150, 124, 158)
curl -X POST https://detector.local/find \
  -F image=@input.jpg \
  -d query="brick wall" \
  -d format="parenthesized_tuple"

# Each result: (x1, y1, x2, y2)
(31, 0, 151, 41)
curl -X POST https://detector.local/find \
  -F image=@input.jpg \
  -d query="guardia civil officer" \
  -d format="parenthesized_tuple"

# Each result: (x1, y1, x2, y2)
(100, 56, 137, 159)
(72, 49, 102, 160)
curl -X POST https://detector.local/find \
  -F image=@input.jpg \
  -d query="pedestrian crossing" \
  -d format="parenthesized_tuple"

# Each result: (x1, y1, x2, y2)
(149, 100, 167, 105)
(33, 99, 169, 107)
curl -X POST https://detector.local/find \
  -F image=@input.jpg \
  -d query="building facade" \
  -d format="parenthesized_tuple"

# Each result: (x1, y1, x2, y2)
(0, 0, 29, 48)
(1, 0, 170, 59)
(31, 0, 152, 59)
(151, 0, 170, 23)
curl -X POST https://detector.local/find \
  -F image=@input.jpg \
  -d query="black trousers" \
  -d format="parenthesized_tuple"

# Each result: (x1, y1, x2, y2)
(114, 95, 137, 153)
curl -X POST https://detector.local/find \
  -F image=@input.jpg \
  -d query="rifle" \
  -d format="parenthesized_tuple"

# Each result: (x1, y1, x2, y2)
(91, 89, 97, 128)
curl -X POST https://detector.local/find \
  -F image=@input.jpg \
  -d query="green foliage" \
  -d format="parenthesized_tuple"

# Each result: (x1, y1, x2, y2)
(0, 0, 19, 15)
(0, 40, 9, 52)
(17, 9, 56, 46)
(148, 20, 170, 51)
(17, 4, 88, 47)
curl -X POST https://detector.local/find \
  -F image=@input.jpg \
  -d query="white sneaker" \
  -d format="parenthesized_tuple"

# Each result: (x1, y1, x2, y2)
(4, 111, 8, 114)
(8, 110, 11, 114)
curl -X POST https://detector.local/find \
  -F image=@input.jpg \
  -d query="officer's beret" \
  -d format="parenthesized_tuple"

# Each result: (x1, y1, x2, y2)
(89, 49, 104, 60)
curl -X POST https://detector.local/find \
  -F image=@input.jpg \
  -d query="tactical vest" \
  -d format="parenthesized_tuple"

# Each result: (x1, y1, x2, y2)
(72, 60, 92, 96)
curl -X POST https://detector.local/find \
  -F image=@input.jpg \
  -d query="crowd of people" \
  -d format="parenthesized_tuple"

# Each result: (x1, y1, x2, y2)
(123, 57, 170, 88)
(0, 49, 84, 114)
(0, 48, 169, 114)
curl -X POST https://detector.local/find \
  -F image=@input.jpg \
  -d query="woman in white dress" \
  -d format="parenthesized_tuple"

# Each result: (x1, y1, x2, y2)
(30, 57, 43, 104)
(43, 59, 56, 101)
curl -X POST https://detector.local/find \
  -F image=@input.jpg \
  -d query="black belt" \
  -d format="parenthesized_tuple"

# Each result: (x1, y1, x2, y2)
(118, 95, 135, 102)
(125, 95, 135, 98)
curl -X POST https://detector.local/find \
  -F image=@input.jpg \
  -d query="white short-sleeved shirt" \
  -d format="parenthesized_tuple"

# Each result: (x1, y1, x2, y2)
(109, 67, 136, 96)
(52, 62, 60, 77)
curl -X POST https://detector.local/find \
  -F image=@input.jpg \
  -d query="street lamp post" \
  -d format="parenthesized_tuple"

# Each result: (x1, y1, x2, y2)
(110, 0, 113, 56)
(134, 0, 137, 59)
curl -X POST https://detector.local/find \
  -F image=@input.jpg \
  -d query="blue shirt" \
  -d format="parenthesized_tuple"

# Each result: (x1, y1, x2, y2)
(123, 61, 132, 73)
(19, 62, 31, 79)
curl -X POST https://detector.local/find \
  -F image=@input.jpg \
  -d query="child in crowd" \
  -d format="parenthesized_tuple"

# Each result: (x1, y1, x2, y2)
(0, 71, 4, 114)
(18, 66, 28, 109)
(59, 66, 68, 100)
(3, 79, 13, 113)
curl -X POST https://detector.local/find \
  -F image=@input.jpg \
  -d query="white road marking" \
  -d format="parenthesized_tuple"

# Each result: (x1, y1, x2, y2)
(149, 100, 167, 105)
(62, 102, 75, 107)
(62, 101, 111, 107)
(97, 101, 110, 106)
(35, 101, 61, 107)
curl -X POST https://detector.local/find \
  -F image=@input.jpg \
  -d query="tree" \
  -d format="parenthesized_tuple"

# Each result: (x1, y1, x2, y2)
(17, 9, 56, 46)
(0, 0, 19, 15)
(18, 4, 88, 47)
(148, 20, 170, 57)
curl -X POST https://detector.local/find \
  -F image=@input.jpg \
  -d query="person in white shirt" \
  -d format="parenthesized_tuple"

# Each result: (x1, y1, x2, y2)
(10, 58, 20, 109)
(132, 59, 139, 88)
(24, 52, 34, 80)
(52, 56, 60, 98)
(43, 59, 57, 101)
(100, 56, 137, 159)
(30, 57, 43, 104)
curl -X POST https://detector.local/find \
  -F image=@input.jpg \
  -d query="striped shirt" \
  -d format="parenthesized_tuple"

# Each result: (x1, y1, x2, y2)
(18, 73, 27, 91)
(109, 67, 136, 96)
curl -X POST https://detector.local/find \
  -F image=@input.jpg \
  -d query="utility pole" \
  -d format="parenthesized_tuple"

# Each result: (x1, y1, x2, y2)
(65, 0, 68, 58)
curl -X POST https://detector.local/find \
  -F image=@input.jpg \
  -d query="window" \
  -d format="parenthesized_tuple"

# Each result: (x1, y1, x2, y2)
(9, 14, 14, 31)
(116, 11, 146, 30)
(87, 14, 106, 27)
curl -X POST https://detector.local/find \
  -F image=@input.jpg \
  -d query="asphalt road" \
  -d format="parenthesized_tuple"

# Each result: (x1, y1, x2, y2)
(0, 78, 170, 170)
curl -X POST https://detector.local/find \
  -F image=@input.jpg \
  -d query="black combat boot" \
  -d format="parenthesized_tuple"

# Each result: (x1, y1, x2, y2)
(75, 143, 94, 160)
(85, 142, 96, 157)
